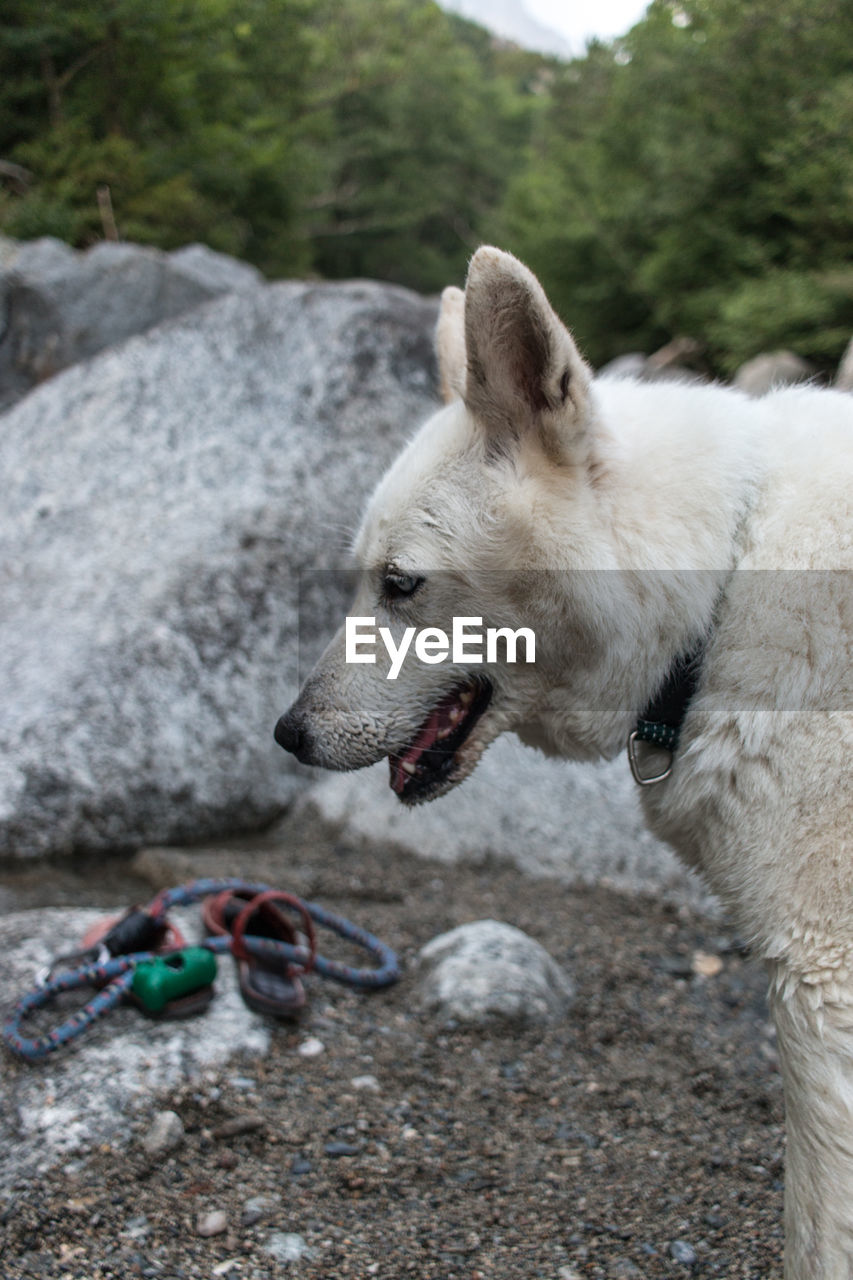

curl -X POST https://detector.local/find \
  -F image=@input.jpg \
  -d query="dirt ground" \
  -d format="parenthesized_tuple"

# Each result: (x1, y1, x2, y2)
(0, 817, 785, 1279)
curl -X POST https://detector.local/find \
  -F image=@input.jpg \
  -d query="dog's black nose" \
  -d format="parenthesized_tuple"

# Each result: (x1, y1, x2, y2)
(274, 710, 304, 757)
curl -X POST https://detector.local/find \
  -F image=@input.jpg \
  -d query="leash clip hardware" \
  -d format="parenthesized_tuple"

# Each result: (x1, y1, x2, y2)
(36, 943, 110, 988)
(627, 730, 674, 786)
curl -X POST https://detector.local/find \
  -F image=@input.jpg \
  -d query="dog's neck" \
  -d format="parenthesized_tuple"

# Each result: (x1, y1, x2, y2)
(525, 380, 764, 762)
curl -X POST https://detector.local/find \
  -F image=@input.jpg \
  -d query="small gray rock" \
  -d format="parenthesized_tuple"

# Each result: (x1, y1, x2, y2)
(418, 919, 574, 1026)
(197, 1208, 229, 1237)
(670, 1239, 698, 1264)
(121, 1213, 151, 1240)
(241, 1194, 279, 1227)
(265, 1232, 312, 1262)
(351, 1074, 381, 1093)
(141, 1109, 185, 1158)
(324, 1141, 361, 1158)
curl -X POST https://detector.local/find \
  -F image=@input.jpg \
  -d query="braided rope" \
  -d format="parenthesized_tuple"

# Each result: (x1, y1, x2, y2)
(149, 879, 400, 989)
(4, 878, 399, 1062)
(2, 954, 151, 1061)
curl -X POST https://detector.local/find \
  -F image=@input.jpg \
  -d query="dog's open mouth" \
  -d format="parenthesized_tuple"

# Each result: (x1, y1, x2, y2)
(388, 677, 492, 803)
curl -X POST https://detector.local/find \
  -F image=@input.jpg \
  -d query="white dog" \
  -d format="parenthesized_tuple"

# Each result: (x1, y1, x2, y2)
(276, 247, 853, 1278)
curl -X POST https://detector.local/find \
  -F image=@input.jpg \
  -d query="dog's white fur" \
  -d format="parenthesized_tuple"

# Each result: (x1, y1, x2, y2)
(283, 248, 853, 1277)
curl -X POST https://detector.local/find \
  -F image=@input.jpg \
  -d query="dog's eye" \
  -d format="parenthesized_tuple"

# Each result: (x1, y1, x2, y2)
(383, 572, 424, 601)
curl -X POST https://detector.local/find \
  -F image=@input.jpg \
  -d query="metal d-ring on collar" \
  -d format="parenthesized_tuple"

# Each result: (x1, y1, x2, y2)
(628, 643, 707, 786)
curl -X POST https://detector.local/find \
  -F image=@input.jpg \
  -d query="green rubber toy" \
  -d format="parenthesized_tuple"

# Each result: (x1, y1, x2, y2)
(131, 948, 217, 1014)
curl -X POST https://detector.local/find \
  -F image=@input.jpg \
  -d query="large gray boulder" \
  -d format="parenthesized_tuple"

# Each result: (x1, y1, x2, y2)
(0, 237, 263, 409)
(0, 277, 438, 857)
(293, 743, 710, 907)
(1, 243, 691, 912)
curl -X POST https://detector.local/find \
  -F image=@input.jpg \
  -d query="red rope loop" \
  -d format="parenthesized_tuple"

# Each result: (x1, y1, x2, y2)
(229, 890, 317, 976)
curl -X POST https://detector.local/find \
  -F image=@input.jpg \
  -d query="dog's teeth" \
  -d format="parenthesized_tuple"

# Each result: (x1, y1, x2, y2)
(448, 706, 461, 723)
(437, 727, 452, 740)
(401, 760, 417, 776)
(459, 691, 473, 707)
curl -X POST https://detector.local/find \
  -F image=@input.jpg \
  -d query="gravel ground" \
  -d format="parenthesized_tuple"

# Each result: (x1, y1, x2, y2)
(1, 824, 785, 1279)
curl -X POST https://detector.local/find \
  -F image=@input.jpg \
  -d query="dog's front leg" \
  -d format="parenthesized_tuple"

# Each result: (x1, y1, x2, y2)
(769, 966, 853, 1278)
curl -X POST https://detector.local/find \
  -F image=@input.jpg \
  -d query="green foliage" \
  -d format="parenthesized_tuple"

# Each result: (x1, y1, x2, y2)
(0, 0, 541, 288)
(0, 0, 325, 270)
(1, 0, 850, 373)
(305, 0, 540, 292)
(499, 0, 853, 372)
(707, 269, 853, 375)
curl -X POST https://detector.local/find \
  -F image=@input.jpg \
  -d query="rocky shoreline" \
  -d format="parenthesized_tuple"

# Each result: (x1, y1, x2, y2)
(2, 819, 783, 1278)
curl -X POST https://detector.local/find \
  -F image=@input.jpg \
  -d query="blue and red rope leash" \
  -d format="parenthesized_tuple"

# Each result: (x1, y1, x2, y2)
(3, 877, 399, 1062)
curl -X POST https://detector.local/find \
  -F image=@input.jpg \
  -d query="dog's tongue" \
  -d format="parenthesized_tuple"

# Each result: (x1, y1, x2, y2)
(389, 696, 463, 794)
(389, 708, 442, 794)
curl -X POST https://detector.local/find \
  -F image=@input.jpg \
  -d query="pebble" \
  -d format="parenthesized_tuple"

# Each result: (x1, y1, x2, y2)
(670, 1239, 698, 1264)
(612, 1260, 643, 1278)
(228, 1075, 257, 1090)
(212, 1112, 265, 1139)
(197, 1209, 228, 1237)
(351, 1074, 381, 1092)
(121, 1213, 151, 1240)
(241, 1195, 278, 1227)
(265, 1231, 312, 1262)
(140, 1110, 184, 1158)
(324, 1141, 361, 1158)
(297, 1036, 325, 1058)
(692, 950, 723, 978)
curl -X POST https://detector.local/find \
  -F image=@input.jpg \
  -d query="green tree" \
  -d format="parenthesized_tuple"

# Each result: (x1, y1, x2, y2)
(499, 0, 853, 373)
(0, 0, 544, 287)
(0, 0, 321, 268)
(303, 0, 543, 293)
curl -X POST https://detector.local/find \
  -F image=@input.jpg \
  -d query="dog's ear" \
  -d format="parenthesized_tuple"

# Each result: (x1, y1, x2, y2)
(436, 285, 467, 403)
(463, 247, 591, 459)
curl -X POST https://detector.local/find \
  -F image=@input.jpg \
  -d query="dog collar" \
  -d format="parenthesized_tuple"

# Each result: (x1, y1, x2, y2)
(627, 642, 706, 786)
